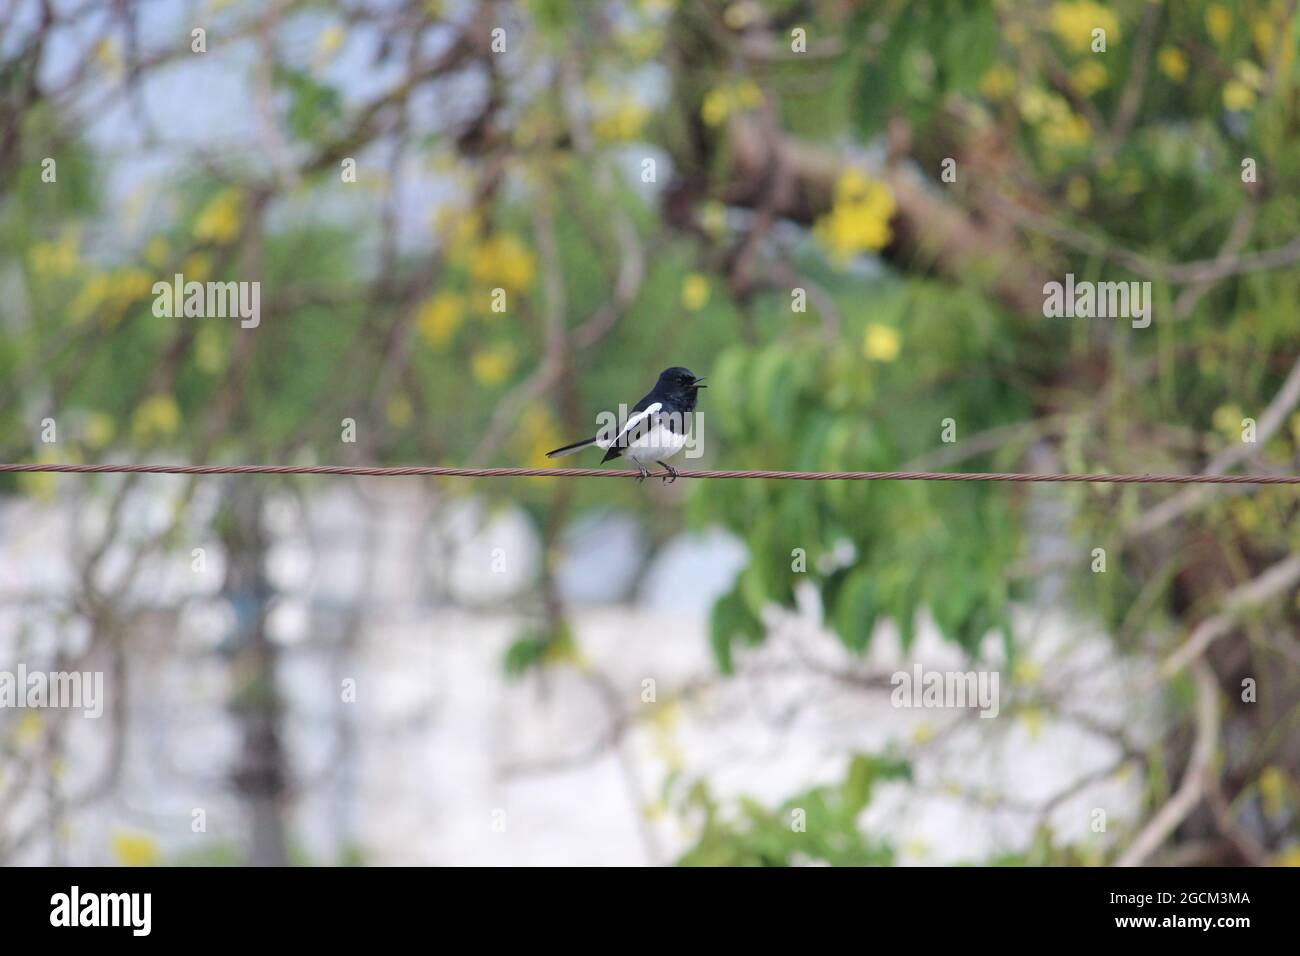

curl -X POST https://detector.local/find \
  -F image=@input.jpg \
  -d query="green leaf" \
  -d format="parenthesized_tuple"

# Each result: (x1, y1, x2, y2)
(709, 586, 763, 673)
(709, 347, 752, 441)
(833, 568, 877, 653)
(273, 67, 343, 143)
(503, 633, 548, 678)
(748, 346, 793, 440)
(842, 754, 875, 814)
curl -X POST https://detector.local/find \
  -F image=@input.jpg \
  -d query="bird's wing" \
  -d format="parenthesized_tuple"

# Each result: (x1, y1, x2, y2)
(598, 400, 662, 450)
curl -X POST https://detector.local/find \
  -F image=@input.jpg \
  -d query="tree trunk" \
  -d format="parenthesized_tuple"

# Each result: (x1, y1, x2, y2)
(220, 484, 289, 867)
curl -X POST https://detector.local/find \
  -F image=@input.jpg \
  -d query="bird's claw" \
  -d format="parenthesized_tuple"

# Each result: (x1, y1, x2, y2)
(657, 461, 679, 483)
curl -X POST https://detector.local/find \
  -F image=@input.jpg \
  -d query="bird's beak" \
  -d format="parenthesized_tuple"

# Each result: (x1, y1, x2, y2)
(692, 377, 707, 388)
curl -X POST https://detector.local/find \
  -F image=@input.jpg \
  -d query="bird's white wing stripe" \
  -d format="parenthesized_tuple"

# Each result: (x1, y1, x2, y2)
(596, 402, 662, 449)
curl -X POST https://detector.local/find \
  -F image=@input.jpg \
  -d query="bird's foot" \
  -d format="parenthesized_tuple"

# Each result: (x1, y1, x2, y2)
(657, 461, 678, 483)
(635, 463, 650, 483)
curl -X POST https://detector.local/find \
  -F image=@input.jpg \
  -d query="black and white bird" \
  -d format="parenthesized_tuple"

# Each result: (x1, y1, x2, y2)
(546, 367, 705, 482)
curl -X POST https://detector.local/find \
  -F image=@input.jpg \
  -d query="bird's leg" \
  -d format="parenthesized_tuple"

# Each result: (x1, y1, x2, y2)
(656, 461, 678, 483)
(635, 462, 650, 483)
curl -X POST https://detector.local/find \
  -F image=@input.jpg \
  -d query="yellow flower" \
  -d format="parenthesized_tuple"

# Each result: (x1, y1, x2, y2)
(467, 233, 535, 294)
(1252, 15, 1274, 56)
(183, 252, 213, 282)
(1206, 4, 1232, 45)
(1236, 59, 1265, 91)
(69, 273, 111, 323)
(110, 268, 152, 303)
(699, 200, 727, 237)
(863, 323, 901, 362)
(1258, 766, 1290, 817)
(701, 88, 731, 127)
(515, 406, 565, 467)
(980, 63, 1016, 100)
(814, 170, 896, 261)
(416, 291, 465, 349)
(195, 325, 227, 375)
(592, 96, 650, 143)
(29, 229, 80, 277)
(67, 268, 152, 324)
(1039, 112, 1092, 150)
(13, 712, 43, 747)
(700, 79, 762, 127)
(471, 346, 516, 386)
(1019, 705, 1044, 739)
(17, 444, 79, 502)
(681, 273, 710, 311)
(650, 697, 680, 731)
(649, 700, 683, 770)
(1018, 86, 1069, 123)
(1050, 2, 1119, 52)
(724, 1, 759, 29)
(1223, 79, 1256, 111)
(132, 394, 182, 443)
(316, 25, 345, 61)
(1013, 659, 1043, 686)
(544, 633, 590, 670)
(1157, 46, 1189, 83)
(1212, 404, 1244, 436)
(94, 38, 122, 75)
(1071, 60, 1109, 96)
(386, 393, 413, 428)
(437, 207, 483, 260)
(1066, 175, 1091, 209)
(16, 471, 55, 501)
(193, 189, 243, 243)
(111, 830, 160, 867)
(902, 838, 932, 859)
(734, 80, 762, 108)
(1230, 499, 1260, 531)
(1253, 15, 1294, 71)
(619, 25, 665, 61)
(144, 235, 170, 267)
(83, 412, 116, 449)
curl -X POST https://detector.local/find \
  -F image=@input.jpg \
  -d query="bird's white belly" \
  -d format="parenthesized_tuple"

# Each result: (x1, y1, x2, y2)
(625, 423, 687, 463)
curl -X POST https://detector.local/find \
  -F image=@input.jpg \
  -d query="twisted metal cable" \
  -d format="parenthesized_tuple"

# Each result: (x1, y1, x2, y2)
(1, 463, 1299, 484)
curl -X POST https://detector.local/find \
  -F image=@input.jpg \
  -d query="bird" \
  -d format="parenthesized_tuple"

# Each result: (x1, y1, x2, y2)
(546, 367, 706, 482)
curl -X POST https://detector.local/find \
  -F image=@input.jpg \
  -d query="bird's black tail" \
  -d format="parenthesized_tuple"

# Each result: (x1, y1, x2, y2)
(546, 436, 598, 459)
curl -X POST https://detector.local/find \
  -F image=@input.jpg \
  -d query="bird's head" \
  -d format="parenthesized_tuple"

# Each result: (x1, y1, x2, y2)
(658, 366, 706, 399)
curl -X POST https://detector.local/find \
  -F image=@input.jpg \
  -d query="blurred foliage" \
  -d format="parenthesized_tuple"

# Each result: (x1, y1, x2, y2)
(3, 0, 1299, 866)
(675, 753, 910, 866)
(694, 280, 1027, 666)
